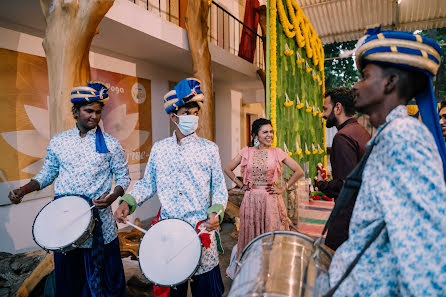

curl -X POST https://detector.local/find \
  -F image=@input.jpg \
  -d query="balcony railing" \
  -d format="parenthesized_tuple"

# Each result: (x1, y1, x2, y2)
(130, 0, 265, 69)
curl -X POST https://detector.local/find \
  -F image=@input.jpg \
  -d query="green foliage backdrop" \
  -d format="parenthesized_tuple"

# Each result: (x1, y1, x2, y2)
(267, 3, 326, 179)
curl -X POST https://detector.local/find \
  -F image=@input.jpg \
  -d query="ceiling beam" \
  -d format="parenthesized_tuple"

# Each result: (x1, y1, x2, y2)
(318, 17, 446, 42)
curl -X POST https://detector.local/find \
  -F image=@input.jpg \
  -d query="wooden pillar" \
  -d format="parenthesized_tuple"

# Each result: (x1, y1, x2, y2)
(179, 0, 188, 29)
(40, 0, 114, 136)
(185, 0, 214, 141)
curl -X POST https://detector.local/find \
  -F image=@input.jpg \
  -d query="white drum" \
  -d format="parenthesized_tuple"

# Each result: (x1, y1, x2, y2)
(138, 219, 202, 287)
(32, 196, 94, 253)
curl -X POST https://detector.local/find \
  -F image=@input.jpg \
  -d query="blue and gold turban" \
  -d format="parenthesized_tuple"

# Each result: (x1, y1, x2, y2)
(355, 26, 446, 180)
(70, 81, 110, 104)
(70, 81, 110, 153)
(163, 78, 204, 114)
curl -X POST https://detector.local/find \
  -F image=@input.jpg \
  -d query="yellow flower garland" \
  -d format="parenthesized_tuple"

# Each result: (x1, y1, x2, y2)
(276, 0, 324, 78)
(270, 0, 278, 147)
(270, 0, 326, 149)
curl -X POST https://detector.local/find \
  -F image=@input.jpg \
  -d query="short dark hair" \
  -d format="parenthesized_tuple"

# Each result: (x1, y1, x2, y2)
(72, 101, 104, 120)
(379, 64, 429, 103)
(250, 118, 272, 147)
(325, 87, 356, 117)
(440, 98, 446, 111)
(171, 101, 201, 114)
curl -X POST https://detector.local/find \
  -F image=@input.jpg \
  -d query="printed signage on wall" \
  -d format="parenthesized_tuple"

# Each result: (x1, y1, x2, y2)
(0, 49, 152, 205)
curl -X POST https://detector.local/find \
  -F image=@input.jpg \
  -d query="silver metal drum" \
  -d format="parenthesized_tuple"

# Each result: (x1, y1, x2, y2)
(228, 231, 332, 297)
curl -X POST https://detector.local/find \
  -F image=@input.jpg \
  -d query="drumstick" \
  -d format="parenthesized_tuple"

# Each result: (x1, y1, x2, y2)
(166, 210, 222, 264)
(126, 221, 147, 234)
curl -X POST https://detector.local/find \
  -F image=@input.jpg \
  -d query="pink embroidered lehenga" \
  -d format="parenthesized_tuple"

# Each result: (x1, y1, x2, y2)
(236, 147, 290, 258)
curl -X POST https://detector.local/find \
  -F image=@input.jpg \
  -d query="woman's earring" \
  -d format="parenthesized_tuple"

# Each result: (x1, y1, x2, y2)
(254, 137, 260, 148)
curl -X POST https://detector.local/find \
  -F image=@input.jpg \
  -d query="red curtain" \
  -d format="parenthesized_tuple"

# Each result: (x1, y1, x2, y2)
(238, 0, 260, 63)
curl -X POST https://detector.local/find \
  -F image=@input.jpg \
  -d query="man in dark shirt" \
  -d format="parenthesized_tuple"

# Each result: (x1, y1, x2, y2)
(316, 87, 371, 250)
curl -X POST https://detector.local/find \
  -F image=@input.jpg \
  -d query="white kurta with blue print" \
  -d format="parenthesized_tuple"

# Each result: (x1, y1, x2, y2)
(129, 132, 228, 275)
(329, 106, 446, 296)
(33, 126, 130, 247)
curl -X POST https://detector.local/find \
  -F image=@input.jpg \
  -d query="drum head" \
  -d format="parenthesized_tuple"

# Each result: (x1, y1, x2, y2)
(139, 219, 202, 286)
(33, 196, 92, 250)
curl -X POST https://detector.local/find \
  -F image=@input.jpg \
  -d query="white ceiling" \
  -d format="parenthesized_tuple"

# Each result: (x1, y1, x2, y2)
(296, 0, 446, 44)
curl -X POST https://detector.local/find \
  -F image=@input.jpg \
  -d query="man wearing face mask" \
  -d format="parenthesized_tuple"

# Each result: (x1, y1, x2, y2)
(114, 78, 228, 297)
(316, 87, 370, 250)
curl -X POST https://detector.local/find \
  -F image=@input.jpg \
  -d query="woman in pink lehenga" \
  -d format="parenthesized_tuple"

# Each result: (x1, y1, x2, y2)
(224, 118, 304, 260)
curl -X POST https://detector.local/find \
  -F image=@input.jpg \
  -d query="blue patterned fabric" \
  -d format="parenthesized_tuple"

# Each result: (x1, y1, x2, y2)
(54, 237, 126, 297)
(163, 78, 204, 114)
(127, 132, 228, 274)
(355, 26, 446, 181)
(33, 125, 130, 247)
(329, 105, 446, 296)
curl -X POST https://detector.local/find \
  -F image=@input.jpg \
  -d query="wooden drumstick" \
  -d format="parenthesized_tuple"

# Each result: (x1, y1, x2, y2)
(126, 221, 147, 234)
(166, 210, 222, 264)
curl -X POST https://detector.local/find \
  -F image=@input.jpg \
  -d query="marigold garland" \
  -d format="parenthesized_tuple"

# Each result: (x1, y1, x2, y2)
(276, 0, 323, 77)
(270, 0, 278, 147)
(270, 0, 326, 159)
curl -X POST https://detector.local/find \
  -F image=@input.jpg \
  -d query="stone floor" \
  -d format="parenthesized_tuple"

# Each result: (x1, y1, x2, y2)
(0, 250, 47, 297)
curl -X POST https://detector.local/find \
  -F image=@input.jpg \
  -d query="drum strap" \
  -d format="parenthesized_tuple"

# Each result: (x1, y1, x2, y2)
(55, 194, 105, 296)
(320, 121, 390, 296)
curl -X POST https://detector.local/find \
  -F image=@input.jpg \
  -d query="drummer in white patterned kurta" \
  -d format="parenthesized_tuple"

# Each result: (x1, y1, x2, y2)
(115, 78, 228, 297)
(9, 81, 130, 297)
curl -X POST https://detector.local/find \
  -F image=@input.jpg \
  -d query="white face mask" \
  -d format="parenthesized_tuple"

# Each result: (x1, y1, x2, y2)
(174, 114, 199, 135)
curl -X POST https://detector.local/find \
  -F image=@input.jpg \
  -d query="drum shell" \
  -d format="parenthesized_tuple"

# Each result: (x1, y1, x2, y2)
(228, 231, 332, 297)
(32, 197, 95, 253)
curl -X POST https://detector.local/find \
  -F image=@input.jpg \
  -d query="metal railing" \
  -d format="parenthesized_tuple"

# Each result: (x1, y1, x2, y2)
(130, 0, 265, 69)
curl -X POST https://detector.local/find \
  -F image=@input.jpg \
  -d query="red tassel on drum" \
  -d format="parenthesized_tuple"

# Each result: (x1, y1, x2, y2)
(153, 285, 170, 297)
(195, 221, 211, 249)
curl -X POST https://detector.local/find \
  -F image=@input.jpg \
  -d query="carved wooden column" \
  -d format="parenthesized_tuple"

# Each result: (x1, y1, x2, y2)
(185, 0, 214, 141)
(40, 0, 114, 136)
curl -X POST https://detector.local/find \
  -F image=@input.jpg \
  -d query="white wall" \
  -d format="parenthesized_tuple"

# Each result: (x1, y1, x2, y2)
(215, 84, 242, 189)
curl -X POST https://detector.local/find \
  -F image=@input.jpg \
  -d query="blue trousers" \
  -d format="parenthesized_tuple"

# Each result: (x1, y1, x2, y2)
(170, 265, 224, 297)
(54, 237, 126, 297)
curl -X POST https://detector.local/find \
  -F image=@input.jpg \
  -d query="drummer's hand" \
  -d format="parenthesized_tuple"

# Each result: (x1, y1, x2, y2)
(204, 213, 220, 231)
(114, 201, 129, 223)
(93, 192, 117, 209)
(8, 188, 25, 204)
